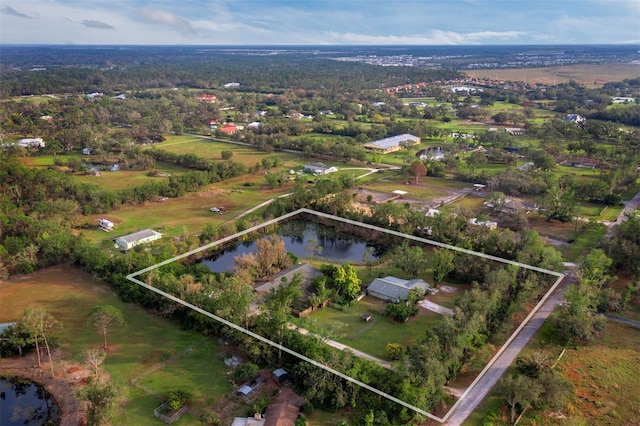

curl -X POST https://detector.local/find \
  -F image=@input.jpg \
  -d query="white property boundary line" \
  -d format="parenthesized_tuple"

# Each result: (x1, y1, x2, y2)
(126, 208, 565, 423)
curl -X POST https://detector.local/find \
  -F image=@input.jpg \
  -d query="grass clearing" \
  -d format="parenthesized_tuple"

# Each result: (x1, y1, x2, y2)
(0, 265, 231, 425)
(84, 173, 291, 240)
(306, 296, 441, 360)
(155, 136, 301, 168)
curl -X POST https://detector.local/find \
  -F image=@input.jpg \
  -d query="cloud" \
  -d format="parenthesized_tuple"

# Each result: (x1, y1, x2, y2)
(82, 19, 115, 30)
(2, 6, 32, 19)
(135, 8, 196, 35)
(324, 29, 525, 45)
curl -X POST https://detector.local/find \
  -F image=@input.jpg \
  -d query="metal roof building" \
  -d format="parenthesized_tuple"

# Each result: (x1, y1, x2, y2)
(367, 276, 430, 303)
(363, 134, 420, 154)
(113, 229, 162, 251)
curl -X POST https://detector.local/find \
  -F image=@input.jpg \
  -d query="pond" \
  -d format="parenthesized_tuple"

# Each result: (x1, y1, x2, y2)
(0, 376, 60, 426)
(202, 220, 385, 273)
(417, 147, 446, 160)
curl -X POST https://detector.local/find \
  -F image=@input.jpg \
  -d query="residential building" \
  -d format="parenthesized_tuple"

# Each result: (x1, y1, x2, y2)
(18, 138, 45, 148)
(218, 123, 239, 134)
(362, 134, 420, 154)
(468, 218, 498, 230)
(303, 162, 338, 175)
(113, 229, 161, 251)
(367, 276, 430, 303)
(564, 114, 586, 125)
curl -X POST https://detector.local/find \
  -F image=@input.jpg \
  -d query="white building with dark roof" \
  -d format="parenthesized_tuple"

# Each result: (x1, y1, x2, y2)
(113, 229, 161, 251)
(363, 134, 420, 154)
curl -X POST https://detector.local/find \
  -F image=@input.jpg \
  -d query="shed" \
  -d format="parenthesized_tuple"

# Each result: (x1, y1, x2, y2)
(367, 276, 430, 303)
(113, 229, 161, 251)
(272, 368, 290, 385)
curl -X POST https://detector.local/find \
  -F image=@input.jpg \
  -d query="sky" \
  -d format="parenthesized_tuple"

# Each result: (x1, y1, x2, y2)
(1, 0, 639, 45)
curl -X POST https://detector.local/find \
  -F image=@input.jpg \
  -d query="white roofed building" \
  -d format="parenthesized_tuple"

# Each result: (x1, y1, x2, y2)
(113, 229, 161, 251)
(363, 134, 420, 154)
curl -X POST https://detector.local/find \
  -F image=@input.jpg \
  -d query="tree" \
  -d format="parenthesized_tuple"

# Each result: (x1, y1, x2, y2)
(578, 248, 614, 291)
(84, 347, 106, 381)
(361, 246, 376, 276)
(305, 238, 323, 259)
(332, 264, 361, 302)
(82, 379, 118, 426)
(221, 150, 233, 160)
(540, 185, 576, 223)
(391, 242, 428, 277)
(554, 284, 605, 344)
(408, 160, 427, 184)
(497, 374, 543, 424)
(432, 248, 455, 283)
(89, 305, 125, 351)
(21, 308, 58, 378)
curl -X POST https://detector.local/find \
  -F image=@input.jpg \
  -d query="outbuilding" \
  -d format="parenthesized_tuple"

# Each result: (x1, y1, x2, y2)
(113, 229, 161, 251)
(363, 134, 420, 154)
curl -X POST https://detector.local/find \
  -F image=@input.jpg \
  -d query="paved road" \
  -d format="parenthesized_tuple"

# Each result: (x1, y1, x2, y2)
(604, 189, 640, 237)
(443, 273, 575, 425)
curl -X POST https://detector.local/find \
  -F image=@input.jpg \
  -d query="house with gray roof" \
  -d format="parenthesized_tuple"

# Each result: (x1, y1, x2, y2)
(113, 229, 162, 251)
(367, 276, 430, 303)
(363, 134, 420, 154)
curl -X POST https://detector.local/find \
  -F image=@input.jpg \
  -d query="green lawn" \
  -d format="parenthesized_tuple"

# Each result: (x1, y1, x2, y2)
(305, 296, 441, 360)
(0, 265, 231, 425)
(84, 172, 292, 240)
(155, 136, 301, 168)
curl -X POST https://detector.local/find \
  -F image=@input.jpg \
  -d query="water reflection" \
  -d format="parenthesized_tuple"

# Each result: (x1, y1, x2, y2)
(203, 220, 384, 273)
(0, 377, 60, 426)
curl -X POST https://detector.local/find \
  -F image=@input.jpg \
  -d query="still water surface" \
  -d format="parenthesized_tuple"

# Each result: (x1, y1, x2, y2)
(203, 220, 383, 272)
(0, 376, 60, 426)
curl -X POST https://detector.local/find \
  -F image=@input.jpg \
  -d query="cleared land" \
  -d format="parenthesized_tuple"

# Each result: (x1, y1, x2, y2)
(466, 64, 640, 87)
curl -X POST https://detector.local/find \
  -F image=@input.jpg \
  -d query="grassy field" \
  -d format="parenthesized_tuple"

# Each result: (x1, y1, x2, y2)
(304, 296, 441, 360)
(155, 135, 301, 168)
(0, 265, 233, 425)
(84, 172, 293, 241)
(466, 64, 640, 87)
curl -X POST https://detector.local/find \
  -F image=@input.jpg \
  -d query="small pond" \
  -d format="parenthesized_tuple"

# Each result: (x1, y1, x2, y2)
(0, 376, 60, 426)
(417, 147, 446, 160)
(203, 220, 385, 273)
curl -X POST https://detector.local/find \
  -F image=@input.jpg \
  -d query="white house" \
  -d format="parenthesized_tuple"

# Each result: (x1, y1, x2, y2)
(113, 229, 161, 251)
(82, 147, 93, 155)
(18, 138, 45, 148)
(564, 114, 586, 125)
(304, 162, 338, 175)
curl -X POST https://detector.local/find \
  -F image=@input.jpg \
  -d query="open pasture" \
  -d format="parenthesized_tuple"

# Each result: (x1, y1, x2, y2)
(156, 135, 301, 168)
(466, 64, 640, 87)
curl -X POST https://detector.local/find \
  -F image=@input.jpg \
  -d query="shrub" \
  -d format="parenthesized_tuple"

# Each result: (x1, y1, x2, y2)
(233, 363, 260, 382)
